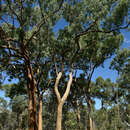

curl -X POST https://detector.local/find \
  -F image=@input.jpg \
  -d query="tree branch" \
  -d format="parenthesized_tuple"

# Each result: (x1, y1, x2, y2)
(38, 0, 45, 19)
(75, 19, 98, 39)
(54, 72, 62, 103)
(87, 64, 96, 87)
(25, 0, 64, 47)
(6, 0, 22, 25)
(76, 21, 130, 38)
(62, 71, 73, 103)
(0, 44, 19, 52)
(54, 56, 58, 76)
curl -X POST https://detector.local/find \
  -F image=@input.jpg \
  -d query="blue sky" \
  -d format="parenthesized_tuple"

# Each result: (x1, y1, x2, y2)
(92, 30, 130, 82)
(53, 19, 130, 84)
(92, 30, 130, 109)
(0, 18, 130, 109)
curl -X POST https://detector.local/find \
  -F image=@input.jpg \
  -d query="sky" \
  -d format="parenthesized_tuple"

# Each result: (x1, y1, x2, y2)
(0, 18, 130, 109)
(92, 30, 130, 109)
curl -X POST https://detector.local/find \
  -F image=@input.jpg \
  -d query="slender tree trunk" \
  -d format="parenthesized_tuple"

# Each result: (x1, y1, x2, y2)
(74, 108, 81, 130)
(86, 88, 93, 130)
(74, 99, 81, 130)
(101, 100, 104, 109)
(54, 72, 73, 130)
(18, 110, 24, 130)
(38, 96, 43, 130)
(116, 83, 121, 128)
(89, 116, 93, 130)
(116, 83, 120, 117)
(26, 65, 38, 130)
(56, 103, 63, 130)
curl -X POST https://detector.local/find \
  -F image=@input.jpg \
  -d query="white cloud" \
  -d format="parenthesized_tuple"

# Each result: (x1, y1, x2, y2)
(124, 38, 130, 44)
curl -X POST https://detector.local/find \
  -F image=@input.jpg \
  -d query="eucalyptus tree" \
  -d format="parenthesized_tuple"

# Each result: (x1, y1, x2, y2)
(0, 1, 130, 130)
(91, 77, 115, 129)
(67, 74, 86, 130)
(93, 77, 115, 109)
(110, 48, 130, 129)
(1, 83, 29, 130)
(0, 0, 63, 129)
(66, 74, 95, 130)
(10, 96, 28, 130)
(50, 0, 130, 129)
(0, 97, 18, 130)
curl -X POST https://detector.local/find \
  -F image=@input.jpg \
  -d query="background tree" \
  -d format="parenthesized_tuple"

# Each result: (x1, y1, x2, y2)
(110, 48, 130, 129)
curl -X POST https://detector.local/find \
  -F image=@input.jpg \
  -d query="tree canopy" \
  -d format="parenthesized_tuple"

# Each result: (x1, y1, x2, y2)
(0, 0, 130, 130)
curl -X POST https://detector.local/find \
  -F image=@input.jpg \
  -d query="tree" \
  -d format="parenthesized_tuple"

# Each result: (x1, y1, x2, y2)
(0, 0, 63, 129)
(93, 77, 114, 109)
(0, 97, 18, 130)
(50, 0, 129, 129)
(110, 48, 130, 129)
(0, 0, 130, 130)
(0, 83, 28, 130)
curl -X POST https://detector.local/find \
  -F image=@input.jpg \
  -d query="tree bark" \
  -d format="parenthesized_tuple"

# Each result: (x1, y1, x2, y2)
(56, 103, 63, 130)
(26, 65, 38, 130)
(18, 110, 24, 130)
(89, 116, 93, 130)
(86, 88, 93, 130)
(54, 72, 73, 130)
(73, 99, 81, 130)
(38, 96, 43, 130)
(54, 72, 62, 130)
(74, 108, 81, 130)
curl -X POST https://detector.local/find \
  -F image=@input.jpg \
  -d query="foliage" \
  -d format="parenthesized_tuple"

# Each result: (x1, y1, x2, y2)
(0, 0, 130, 130)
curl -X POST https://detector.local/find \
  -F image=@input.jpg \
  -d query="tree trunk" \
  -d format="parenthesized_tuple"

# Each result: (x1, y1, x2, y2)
(88, 100, 93, 130)
(74, 99, 81, 130)
(56, 103, 63, 130)
(18, 110, 24, 130)
(89, 116, 93, 130)
(38, 96, 43, 130)
(74, 108, 81, 130)
(26, 65, 38, 130)
(54, 72, 73, 130)
(116, 83, 120, 118)
(86, 88, 93, 130)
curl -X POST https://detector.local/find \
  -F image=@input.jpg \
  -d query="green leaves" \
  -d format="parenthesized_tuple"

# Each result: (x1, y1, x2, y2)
(0, 0, 129, 129)
(110, 48, 130, 72)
